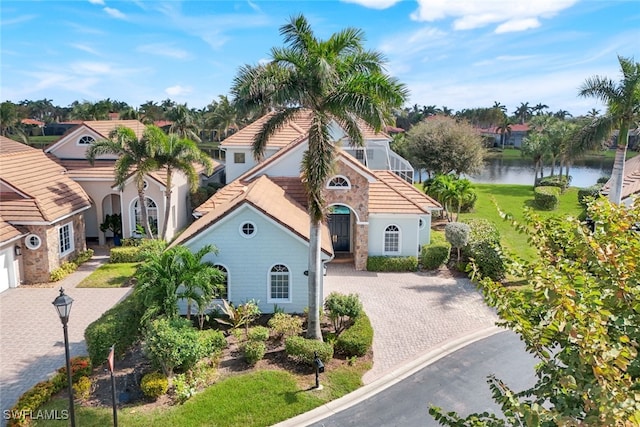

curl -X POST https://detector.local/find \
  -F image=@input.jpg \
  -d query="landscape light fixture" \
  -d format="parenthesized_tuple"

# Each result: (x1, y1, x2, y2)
(313, 351, 325, 389)
(52, 287, 76, 427)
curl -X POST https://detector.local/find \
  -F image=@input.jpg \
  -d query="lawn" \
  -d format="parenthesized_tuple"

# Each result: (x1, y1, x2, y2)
(76, 263, 139, 288)
(458, 183, 583, 262)
(487, 146, 639, 160)
(36, 362, 369, 427)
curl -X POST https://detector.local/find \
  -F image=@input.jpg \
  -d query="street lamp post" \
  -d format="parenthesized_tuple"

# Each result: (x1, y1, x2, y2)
(52, 287, 76, 427)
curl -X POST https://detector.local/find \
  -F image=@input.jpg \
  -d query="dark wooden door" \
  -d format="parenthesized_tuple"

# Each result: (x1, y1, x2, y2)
(329, 214, 350, 252)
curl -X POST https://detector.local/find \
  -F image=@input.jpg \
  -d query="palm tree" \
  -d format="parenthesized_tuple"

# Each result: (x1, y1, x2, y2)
(86, 125, 160, 238)
(579, 55, 640, 204)
(532, 103, 549, 116)
(492, 101, 507, 114)
(496, 117, 513, 149)
(587, 108, 600, 118)
(514, 102, 532, 124)
(231, 14, 408, 340)
(208, 95, 239, 141)
(167, 104, 202, 143)
(521, 133, 547, 184)
(153, 128, 214, 240)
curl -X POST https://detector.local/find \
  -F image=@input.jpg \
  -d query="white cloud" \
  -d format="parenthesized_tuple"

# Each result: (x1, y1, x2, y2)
(340, 0, 402, 9)
(410, 0, 579, 33)
(88, 0, 104, 5)
(165, 85, 192, 96)
(104, 7, 127, 20)
(70, 44, 100, 55)
(137, 43, 190, 59)
(72, 61, 113, 75)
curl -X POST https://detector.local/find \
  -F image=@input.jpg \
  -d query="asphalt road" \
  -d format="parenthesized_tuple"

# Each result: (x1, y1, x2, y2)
(309, 330, 537, 427)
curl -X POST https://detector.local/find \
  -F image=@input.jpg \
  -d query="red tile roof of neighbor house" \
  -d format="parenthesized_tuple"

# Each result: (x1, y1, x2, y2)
(171, 175, 334, 256)
(0, 136, 91, 223)
(21, 118, 45, 126)
(0, 215, 25, 244)
(602, 154, 640, 200)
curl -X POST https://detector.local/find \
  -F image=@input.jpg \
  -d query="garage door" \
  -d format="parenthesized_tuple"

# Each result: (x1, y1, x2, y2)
(0, 249, 12, 293)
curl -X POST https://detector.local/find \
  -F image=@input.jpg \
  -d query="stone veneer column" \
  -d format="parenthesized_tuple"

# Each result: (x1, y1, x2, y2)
(354, 223, 369, 270)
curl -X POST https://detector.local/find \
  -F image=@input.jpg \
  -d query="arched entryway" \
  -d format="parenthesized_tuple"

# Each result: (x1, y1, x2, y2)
(99, 194, 121, 245)
(328, 204, 352, 254)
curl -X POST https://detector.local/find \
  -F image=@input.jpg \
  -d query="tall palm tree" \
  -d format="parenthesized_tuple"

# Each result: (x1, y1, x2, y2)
(496, 117, 513, 149)
(231, 14, 408, 340)
(514, 102, 532, 124)
(492, 101, 507, 114)
(579, 55, 640, 204)
(153, 128, 213, 240)
(532, 103, 549, 116)
(587, 108, 600, 118)
(522, 133, 547, 185)
(168, 104, 202, 143)
(86, 126, 160, 238)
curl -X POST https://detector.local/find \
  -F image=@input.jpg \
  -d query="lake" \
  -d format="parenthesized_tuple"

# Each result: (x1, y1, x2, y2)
(416, 157, 613, 188)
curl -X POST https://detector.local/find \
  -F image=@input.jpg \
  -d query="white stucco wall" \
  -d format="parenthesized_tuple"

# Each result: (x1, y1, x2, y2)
(181, 204, 328, 313)
(46, 127, 118, 160)
(418, 214, 432, 248)
(368, 214, 420, 257)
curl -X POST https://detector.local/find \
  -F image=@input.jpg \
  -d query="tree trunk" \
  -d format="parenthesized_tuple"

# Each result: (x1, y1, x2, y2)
(137, 186, 153, 238)
(306, 220, 323, 340)
(162, 167, 173, 241)
(608, 128, 629, 204)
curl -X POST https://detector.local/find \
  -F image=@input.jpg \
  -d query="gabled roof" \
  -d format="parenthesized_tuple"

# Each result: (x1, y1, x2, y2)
(0, 137, 91, 223)
(602, 154, 640, 200)
(171, 175, 333, 256)
(369, 170, 441, 214)
(0, 215, 25, 244)
(45, 120, 146, 153)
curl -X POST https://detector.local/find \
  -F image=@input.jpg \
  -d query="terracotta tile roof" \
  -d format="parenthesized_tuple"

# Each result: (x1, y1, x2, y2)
(602, 154, 640, 200)
(221, 110, 389, 149)
(369, 171, 441, 214)
(21, 118, 45, 126)
(46, 120, 147, 152)
(0, 137, 91, 223)
(0, 215, 25, 244)
(172, 175, 333, 256)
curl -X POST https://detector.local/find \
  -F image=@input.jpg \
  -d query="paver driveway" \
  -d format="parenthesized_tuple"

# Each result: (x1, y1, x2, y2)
(324, 263, 499, 383)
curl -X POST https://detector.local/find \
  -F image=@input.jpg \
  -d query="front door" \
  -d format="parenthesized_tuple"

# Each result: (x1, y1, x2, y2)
(328, 214, 350, 252)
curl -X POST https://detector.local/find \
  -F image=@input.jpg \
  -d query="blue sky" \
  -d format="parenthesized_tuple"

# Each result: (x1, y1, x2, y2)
(1, 0, 638, 116)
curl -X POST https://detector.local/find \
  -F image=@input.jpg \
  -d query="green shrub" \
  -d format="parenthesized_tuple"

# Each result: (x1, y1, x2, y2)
(74, 249, 94, 264)
(109, 247, 141, 263)
(462, 218, 500, 243)
(335, 312, 373, 357)
(536, 175, 571, 191)
(534, 186, 560, 210)
(73, 376, 92, 401)
(197, 329, 227, 355)
(137, 238, 167, 258)
(243, 341, 266, 366)
(140, 372, 169, 399)
(172, 373, 197, 404)
(143, 317, 203, 376)
(267, 313, 303, 341)
(85, 293, 142, 367)
(248, 326, 270, 342)
(430, 229, 446, 244)
(461, 218, 506, 282)
(578, 184, 604, 207)
(324, 292, 363, 335)
(58, 356, 92, 382)
(50, 261, 78, 281)
(366, 256, 418, 272)
(597, 175, 610, 184)
(420, 242, 451, 270)
(285, 336, 334, 365)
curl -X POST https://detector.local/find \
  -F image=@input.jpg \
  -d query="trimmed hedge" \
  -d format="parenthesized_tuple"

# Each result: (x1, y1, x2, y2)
(335, 312, 373, 357)
(109, 247, 142, 263)
(285, 336, 334, 365)
(461, 218, 506, 281)
(534, 186, 560, 210)
(420, 242, 451, 270)
(85, 293, 143, 367)
(366, 256, 418, 272)
(243, 341, 266, 366)
(578, 184, 604, 207)
(49, 249, 94, 281)
(535, 175, 571, 192)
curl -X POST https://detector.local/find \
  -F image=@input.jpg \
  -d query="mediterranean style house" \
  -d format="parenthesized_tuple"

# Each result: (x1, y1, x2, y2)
(170, 110, 441, 314)
(44, 120, 222, 246)
(0, 136, 92, 291)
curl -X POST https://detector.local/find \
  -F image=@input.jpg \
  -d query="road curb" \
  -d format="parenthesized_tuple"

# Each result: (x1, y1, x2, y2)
(273, 325, 505, 427)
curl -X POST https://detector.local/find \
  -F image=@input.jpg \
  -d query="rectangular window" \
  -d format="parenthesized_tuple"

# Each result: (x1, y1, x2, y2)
(234, 152, 246, 164)
(270, 274, 289, 300)
(384, 235, 399, 252)
(58, 222, 74, 256)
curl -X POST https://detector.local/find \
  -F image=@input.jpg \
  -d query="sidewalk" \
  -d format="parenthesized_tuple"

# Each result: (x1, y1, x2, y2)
(0, 246, 132, 415)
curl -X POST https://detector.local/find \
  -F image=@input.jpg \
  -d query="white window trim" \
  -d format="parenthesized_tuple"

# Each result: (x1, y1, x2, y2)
(25, 234, 42, 250)
(58, 222, 74, 257)
(383, 224, 401, 255)
(130, 197, 159, 236)
(326, 175, 352, 189)
(238, 221, 257, 239)
(213, 264, 229, 301)
(77, 135, 95, 146)
(267, 263, 292, 303)
(419, 217, 426, 230)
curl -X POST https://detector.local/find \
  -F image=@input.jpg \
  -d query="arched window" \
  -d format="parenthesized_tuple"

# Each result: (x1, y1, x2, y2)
(268, 264, 290, 302)
(78, 135, 95, 145)
(384, 225, 400, 254)
(327, 175, 351, 189)
(239, 221, 256, 238)
(214, 265, 228, 300)
(131, 197, 158, 235)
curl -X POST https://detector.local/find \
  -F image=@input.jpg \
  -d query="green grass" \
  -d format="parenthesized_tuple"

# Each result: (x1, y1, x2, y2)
(486, 147, 639, 160)
(458, 183, 583, 261)
(36, 362, 369, 427)
(76, 263, 139, 288)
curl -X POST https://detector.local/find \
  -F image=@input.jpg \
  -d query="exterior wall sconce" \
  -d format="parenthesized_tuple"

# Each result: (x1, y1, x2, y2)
(14, 245, 22, 256)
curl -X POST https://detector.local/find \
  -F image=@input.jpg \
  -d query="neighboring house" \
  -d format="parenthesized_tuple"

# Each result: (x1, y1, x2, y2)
(601, 154, 640, 207)
(44, 120, 222, 245)
(480, 124, 530, 148)
(170, 110, 441, 314)
(0, 136, 92, 291)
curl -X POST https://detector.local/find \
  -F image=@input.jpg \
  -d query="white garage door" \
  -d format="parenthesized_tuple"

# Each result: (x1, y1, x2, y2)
(0, 249, 12, 293)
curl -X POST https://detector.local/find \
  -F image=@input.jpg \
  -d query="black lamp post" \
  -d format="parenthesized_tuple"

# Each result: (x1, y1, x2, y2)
(313, 351, 325, 389)
(52, 287, 76, 427)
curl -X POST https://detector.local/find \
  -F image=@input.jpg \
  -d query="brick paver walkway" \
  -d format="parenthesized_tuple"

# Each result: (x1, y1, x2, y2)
(324, 264, 498, 384)
(0, 247, 131, 418)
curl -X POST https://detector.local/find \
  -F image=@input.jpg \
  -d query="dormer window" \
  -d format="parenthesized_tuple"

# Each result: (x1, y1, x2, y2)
(327, 176, 351, 189)
(78, 135, 95, 145)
